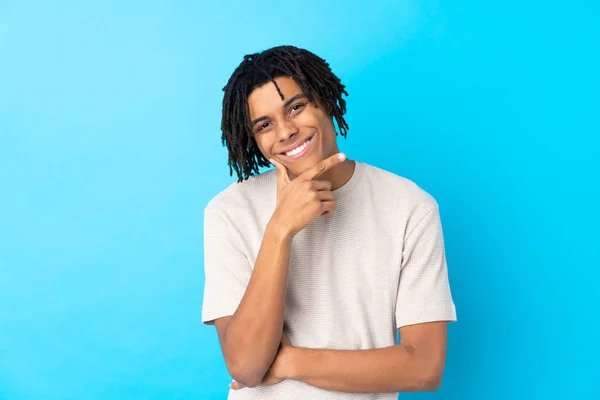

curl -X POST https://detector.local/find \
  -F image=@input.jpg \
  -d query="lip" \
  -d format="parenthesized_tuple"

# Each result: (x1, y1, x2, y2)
(279, 135, 314, 160)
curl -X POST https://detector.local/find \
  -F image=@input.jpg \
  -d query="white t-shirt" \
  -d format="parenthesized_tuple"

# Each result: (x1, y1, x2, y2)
(202, 160, 457, 399)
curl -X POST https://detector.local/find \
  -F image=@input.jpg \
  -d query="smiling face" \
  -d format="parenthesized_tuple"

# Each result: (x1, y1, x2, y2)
(247, 76, 341, 179)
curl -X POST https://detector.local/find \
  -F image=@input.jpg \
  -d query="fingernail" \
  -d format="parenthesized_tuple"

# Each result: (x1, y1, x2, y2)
(338, 153, 346, 160)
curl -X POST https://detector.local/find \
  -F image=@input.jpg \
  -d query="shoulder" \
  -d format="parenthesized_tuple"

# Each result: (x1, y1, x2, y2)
(361, 162, 438, 210)
(204, 169, 277, 218)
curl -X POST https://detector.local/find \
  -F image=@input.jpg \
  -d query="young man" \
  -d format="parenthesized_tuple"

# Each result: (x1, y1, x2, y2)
(202, 45, 457, 399)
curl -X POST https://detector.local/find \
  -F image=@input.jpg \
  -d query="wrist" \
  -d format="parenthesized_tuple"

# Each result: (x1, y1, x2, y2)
(280, 346, 304, 380)
(267, 217, 294, 243)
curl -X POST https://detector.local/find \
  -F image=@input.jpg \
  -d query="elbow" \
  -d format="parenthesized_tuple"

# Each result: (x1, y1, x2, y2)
(226, 358, 267, 389)
(221, 341, 265, 388)
(220, 332, 280, 388)
(421, 373, 443, 392)
(416, 365, 443, 392)
(228, 369, 264, 389)
(415, 351, 445, 391)
(231, 370, 262, 389)
(413, 359, 444, 392)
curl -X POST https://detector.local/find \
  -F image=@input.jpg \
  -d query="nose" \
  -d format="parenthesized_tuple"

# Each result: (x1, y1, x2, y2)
(276, 118, 299, 141)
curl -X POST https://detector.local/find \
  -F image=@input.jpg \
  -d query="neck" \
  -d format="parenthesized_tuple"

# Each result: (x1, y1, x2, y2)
(290, 159, 355, 190)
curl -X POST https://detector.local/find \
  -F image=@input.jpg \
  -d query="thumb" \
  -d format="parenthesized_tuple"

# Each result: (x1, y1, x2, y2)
(281, 333, 292, 347)
(269, 158, 291, 185)
(230, 380, 245, 390)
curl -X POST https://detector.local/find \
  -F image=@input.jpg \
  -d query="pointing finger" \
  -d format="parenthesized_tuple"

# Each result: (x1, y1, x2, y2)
(298, 152, 346, 182)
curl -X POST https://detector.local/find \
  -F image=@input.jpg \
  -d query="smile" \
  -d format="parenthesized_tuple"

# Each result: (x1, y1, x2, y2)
(281, 136, 313, 159)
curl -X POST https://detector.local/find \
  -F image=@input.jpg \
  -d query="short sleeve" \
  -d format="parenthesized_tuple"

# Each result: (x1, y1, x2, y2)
(201, 208, 253, 326)
(395, 202, 457, 329)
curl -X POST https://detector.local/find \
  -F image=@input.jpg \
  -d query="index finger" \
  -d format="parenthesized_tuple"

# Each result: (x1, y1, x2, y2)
(298, 152, 347, 181)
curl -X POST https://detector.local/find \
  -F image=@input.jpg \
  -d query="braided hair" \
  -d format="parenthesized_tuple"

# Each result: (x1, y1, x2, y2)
(220, 45, 349, 182)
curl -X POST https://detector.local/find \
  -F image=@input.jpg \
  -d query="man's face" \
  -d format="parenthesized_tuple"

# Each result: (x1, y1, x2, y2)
(247, 76, 340, 178)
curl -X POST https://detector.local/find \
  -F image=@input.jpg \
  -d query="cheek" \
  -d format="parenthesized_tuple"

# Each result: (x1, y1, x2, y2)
(254, 138, 272, 156)
(318, 118, 336, 140)
(256, 142, 267, 156)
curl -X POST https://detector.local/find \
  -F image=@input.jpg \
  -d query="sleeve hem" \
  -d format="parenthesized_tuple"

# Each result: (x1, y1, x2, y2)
(396, 304, 457, 329)
(202, 310, 236, 326)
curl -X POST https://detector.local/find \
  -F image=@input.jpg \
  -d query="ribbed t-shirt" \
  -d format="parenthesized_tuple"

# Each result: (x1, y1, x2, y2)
(202, 160, 457, 399)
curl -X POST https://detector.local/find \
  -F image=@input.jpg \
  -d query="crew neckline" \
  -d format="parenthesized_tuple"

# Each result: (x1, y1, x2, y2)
(265, 160, 365, 201)
(332, 160, 365, 200)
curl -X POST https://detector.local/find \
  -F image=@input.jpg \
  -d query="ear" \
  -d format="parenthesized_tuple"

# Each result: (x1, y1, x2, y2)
(307, 90, 332, 115)
(316, 97, 335, 117)
(315, 100, 334, 117)
(325, 100, 334, 115)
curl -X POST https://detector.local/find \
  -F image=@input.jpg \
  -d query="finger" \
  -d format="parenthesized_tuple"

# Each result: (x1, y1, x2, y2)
(316, 190, 334, 202)
(230, 380, 245, 390)
(310, 179, 333, 192)
(298, 152, 346, 182)
(281, 333, 292, 346)
(320, 201, 336, 216)
(269, 158, 291, 187)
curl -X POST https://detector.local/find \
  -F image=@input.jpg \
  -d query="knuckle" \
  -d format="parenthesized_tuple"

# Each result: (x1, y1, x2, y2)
(317, 162, 325, 172)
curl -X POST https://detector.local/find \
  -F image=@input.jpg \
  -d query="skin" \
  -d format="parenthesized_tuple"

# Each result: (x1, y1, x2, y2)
(247, 75, 356, 189)
(214, 153, 346, 388)
(212, 76, 350, 388)
(230, 321, 449, 392)
(221, 76, 450, 393)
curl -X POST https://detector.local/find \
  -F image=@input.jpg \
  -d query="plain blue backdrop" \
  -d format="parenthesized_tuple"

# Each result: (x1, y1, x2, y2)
(1, 1, 598, 399)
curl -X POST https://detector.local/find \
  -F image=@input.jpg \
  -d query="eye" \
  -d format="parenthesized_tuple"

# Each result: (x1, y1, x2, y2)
(290, 103, 306, 115)
(256, 122, 270, 133)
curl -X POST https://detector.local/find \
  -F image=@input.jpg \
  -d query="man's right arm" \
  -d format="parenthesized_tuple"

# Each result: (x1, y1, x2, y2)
(213, 217, 292, 388)
(210, 154, 345, 387)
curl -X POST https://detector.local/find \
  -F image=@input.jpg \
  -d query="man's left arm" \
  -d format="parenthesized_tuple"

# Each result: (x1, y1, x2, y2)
(277, 199, 456, 393)
(279, 320, 449, 393)
(231, 198, 456, 393)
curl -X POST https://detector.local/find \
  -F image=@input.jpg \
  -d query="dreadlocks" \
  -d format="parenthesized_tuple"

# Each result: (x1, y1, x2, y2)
(220, 45, 350, 183)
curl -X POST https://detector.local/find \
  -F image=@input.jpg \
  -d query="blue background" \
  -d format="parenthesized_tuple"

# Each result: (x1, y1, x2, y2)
(1, 1, 598, 399)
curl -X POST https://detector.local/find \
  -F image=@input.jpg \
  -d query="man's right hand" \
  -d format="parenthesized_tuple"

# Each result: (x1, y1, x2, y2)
(268, 153, 347, 239)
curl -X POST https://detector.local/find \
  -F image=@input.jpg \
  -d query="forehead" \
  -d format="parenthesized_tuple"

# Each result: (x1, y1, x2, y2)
(247, 76, 303, 119)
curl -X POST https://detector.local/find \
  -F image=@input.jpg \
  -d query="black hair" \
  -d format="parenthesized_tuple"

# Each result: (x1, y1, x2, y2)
(220, 45, 349, 182)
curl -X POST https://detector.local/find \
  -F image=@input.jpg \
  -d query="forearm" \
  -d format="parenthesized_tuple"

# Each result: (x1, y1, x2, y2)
(284, 344, 443, 393)
(223, 219, 293, 387)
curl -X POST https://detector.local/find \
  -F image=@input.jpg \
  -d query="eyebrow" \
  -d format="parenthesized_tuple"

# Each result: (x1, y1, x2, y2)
(251, 93, 307, 127)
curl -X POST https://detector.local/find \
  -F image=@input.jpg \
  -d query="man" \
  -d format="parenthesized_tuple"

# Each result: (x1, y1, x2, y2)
(202, 45, 457, 399)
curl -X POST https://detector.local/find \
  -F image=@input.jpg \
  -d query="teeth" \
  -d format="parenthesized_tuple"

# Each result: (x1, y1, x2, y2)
(285, 138, 311, 156)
